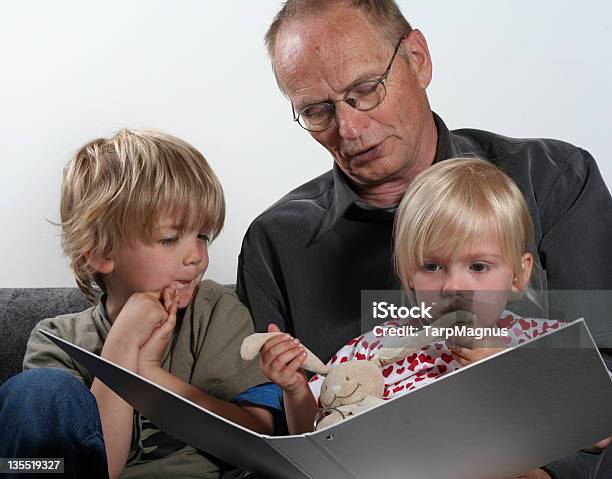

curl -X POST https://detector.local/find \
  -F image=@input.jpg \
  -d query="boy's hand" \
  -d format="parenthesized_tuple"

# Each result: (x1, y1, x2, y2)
(259, 324, 309, 394)
(107, 290, 170, 350)
(138, 286, 180, 374)
(449, 335, 506, 367)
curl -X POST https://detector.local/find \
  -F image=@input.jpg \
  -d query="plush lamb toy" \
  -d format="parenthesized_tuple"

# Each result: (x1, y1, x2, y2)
(241, 310, 476, 430)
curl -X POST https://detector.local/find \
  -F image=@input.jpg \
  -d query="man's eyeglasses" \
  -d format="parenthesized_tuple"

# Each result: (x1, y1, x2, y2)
(292, 35, 406, 133)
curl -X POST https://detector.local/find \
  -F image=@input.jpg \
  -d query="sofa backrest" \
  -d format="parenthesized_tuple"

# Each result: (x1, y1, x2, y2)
(0, 288, 91, 384)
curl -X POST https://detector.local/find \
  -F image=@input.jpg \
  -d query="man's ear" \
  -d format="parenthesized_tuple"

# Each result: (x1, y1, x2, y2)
(403, 29, 432, 89)
(85, 251, 114, 275)
(511, 253, 533, 293)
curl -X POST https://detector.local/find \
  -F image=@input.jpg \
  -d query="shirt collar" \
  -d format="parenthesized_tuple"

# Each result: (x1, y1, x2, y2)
(313, 112, 451, 243)
(89, 294, 112, 338)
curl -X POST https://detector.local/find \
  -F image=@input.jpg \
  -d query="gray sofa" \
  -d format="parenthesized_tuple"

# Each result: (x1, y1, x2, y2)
(0, 288, 92, 384)
(1, 288, 610, 478)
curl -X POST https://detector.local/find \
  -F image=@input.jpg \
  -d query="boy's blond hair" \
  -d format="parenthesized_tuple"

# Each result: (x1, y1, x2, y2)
(60, 128, 225, 302)
(394, 157, 537, 299)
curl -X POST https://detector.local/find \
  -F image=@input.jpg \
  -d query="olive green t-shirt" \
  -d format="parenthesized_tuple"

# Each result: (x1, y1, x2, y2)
(23, 280, 267, 479)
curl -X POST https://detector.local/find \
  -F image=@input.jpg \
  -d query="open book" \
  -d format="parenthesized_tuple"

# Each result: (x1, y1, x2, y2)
(41, 319, 612, 479)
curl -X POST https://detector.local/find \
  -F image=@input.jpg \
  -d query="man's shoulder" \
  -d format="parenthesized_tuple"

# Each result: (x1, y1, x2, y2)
(450, 126, 593, 174)
(251, 169, 334, 225)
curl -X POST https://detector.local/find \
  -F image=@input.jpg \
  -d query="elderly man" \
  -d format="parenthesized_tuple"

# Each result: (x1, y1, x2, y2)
(237, 1, 612, 477)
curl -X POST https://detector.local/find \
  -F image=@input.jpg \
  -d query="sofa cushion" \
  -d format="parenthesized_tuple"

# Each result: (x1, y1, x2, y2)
(0, 288, 91, 384)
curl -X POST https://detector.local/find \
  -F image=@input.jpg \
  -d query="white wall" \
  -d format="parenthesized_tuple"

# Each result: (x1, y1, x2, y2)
(1, 0, 610, 288)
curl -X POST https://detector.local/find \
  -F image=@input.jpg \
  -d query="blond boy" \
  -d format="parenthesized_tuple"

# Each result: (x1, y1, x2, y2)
(2, 130, 277, 479)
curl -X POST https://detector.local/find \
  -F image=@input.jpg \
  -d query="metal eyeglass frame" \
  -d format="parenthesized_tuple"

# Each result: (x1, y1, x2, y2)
(291, 35, 406, 132)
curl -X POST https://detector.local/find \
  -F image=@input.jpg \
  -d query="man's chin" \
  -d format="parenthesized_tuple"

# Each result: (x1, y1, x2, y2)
(345, 160, 410, 189)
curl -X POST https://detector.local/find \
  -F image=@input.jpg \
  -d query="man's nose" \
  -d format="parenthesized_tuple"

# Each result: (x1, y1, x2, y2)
(336, 102, 368, 140)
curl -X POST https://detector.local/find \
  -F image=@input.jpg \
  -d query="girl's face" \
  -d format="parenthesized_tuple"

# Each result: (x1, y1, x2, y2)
(410, 227, 532, 327)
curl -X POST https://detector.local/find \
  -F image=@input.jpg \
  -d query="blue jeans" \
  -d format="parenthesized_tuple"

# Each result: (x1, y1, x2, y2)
(0, 368, 108, 479)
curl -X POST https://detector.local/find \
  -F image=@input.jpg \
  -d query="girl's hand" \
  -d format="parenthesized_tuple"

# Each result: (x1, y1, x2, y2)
(138, 285, 179, 374)
(259, 324, 309, 393)
(449, 335, 506, 367)
(581, 436, 611, 453)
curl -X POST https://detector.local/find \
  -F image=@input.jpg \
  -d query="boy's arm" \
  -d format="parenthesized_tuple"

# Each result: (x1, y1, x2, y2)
(90, 340, 137, 479)
(137, 364, 274, 434)
(137, 308, 273, 433)
(22, 313, 134, 479)
(93, 291, 171, 479)
(137, 284, 275, 434)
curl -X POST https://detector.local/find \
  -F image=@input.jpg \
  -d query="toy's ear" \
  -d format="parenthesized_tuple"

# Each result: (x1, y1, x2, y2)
(372, 346, 418, 367)
(240, 332, 330, 375)
(372, 310, 478, 367)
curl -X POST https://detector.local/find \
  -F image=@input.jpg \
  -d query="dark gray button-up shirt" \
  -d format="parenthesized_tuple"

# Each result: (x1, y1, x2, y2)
(237, 112, 612, 479)
(238, 113, 612, 361)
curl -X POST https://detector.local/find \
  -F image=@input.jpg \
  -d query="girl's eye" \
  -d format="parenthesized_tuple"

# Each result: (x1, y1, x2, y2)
(159, 236, 178, 246)
(423, 262, 441, 272)
(198, 233, 210, 242)
(470, 262, 490, 273)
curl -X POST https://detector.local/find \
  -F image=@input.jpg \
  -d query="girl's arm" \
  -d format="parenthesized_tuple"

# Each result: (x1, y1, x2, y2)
(283, 384, 319, 434)
(256, 324, 319, 434)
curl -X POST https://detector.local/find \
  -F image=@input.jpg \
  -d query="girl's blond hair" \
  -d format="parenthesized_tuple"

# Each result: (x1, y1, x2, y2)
(394, 157, 537, 301)
(60, 128, 225, 302)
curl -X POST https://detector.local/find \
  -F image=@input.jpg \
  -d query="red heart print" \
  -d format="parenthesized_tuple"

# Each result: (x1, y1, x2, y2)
(441, 353, 453, 364)
(498, 315, 515, 328)
(382, 366, 393, 377)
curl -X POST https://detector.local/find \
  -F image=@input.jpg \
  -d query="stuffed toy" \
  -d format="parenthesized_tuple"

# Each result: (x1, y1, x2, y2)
(241, 310, 476, 430)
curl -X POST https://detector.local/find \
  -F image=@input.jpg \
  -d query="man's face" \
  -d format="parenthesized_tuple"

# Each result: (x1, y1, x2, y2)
(273, 6, 434, 193)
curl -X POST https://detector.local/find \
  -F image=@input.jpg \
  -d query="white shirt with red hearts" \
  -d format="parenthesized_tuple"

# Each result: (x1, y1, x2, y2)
(308, 310, 567, 403)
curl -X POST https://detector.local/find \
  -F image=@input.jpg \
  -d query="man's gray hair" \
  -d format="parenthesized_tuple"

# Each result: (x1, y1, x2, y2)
(265, 0, 412, 61)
